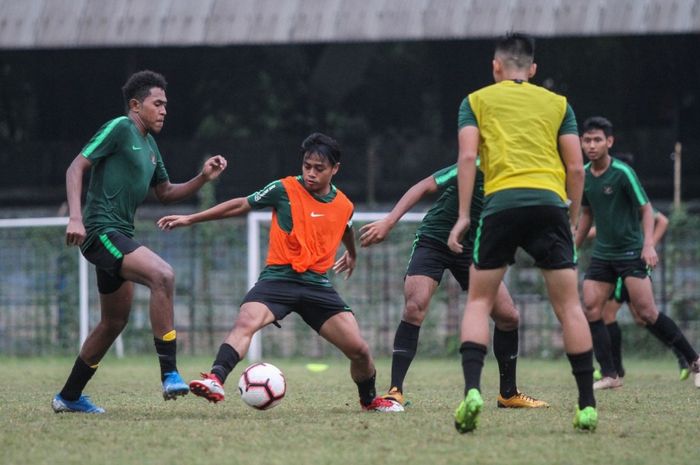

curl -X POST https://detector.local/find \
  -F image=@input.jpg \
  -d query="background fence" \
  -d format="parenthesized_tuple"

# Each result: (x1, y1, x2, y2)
(1, 208, 699, 359)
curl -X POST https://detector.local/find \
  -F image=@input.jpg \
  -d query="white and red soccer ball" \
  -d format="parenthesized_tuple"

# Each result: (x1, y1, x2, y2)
(238, 362, 286, 410)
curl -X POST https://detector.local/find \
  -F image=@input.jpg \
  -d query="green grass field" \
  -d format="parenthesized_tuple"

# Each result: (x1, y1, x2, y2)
(1, 356, 698, 465)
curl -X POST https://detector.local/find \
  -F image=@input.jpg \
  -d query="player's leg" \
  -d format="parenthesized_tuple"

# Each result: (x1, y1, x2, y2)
(490, 282, 548, 408)
(53, 276, 133, 414)
(602, 286, 625, 378)
(119, 244, 189, 398)
(385, 274, 438, 404)
(624, 274, 700, 386)
(582, 277, 621, 386)
(319, 311, 403, 412)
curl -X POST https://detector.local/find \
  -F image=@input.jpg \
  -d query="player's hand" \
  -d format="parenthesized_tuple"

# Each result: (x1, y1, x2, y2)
(65, 218, 86, 246)
(641, 244, 658, 269)
(447, 217, 470, 254)
(157, 215, 192, 231)
(332, 251, 355, 280)
(358, 219, 392, 247)
(201, 155, 227, 181)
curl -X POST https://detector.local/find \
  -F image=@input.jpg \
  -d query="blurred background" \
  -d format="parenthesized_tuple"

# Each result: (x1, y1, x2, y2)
(1, 0, 699, 358)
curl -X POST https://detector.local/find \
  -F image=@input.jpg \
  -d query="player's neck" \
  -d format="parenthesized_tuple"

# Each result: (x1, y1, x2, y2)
(590, 155, 611, 175)
(129, 113, 148, 136)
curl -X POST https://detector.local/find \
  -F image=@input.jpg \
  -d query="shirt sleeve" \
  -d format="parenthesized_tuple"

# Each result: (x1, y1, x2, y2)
(247, 180, 285, 210)
(81, 117, 127, 161)
(558, 104, 578, 136)
(457, 97, 478, 130)
(622, 167, 649, 208)
(432, 164, 458, 190)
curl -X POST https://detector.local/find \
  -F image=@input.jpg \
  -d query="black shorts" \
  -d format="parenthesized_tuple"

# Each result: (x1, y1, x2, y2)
(406, 235, 471, 290)
(473, 206, 576, 270)
(611, 278, 630, 303)
(585, 257, 650, 285)
(241, 279, 352, 333)
(82, 231, 141, 294)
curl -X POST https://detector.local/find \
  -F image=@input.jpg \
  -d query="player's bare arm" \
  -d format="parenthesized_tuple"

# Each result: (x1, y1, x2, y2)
(153, 155, 227, 204)
(157, 197, 251, 230)
(575, 206, 594, 249)
(333, 224, 356, 279)
(447, 125, 478, 253)
(558, 133, 585, 230)
(651, 210, 668, 247)
(65, 154, 93, 246)
(639, 202, 658, 268)
(359, 176, 437, 247)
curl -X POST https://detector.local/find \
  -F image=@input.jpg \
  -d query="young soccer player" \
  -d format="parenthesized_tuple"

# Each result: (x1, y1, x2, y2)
(447, 33, 597, 432)
(158, 132, 403, 412)
(574, 116, 700, 390)
(359, 163, 547, 408)
(54, 70, 227, 414)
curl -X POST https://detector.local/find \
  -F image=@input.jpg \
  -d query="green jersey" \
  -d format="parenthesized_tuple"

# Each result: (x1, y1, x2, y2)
(582, 158, 649, 260)
(416, 164, 484, 248)
(247, 176, 350, 287)
(80, 116, 169, 250)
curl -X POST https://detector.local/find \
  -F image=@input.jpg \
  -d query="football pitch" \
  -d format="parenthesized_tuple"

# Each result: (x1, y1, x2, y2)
(1, 356, 697, 465)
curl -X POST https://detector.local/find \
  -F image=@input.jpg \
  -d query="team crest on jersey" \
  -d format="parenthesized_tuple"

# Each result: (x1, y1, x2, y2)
(603, 185, 613, 195)
(150, 153, 156, 165)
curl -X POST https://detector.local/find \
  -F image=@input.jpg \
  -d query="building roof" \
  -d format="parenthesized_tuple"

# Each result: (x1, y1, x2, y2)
(2, 0, 699, 49)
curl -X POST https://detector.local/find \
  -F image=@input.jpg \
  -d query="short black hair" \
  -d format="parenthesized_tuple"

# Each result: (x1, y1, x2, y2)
(121, 70, 167, 110)
(582, 116, 614, 138)
(300, 132, 341, 164)
(495, 32, 535, 69)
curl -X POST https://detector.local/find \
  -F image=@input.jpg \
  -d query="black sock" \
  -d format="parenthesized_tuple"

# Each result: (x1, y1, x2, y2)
(210, 343, 241, 384)
(390, 320, 421, 392)
(154, 337, 178, 381)
(493, 328, 518, 398)
(589, 319, 617, 377)
(59, 357, 98, 401)
(606, 322, 624, 377)
(567, 350, 596, 409)
(649, 313, 699, 364)
(356, 371, 377, 406)
(460, 341, 487, 395)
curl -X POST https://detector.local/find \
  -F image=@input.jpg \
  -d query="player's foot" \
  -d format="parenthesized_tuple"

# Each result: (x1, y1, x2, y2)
(593, 376, 623, 390)
(454, 388, 483, 434)
(690, 357, 700, 388)
(593, 368, 602, 381)
(381, 386, 406, 406)
(52, 393, 105, 414)
(573, 405, 598, 432)
(189, 373, 225, 403)
(162, 371, 189, 400)
(361, 396, 404, 412)
(680, 367, 690, 381)
(497, 390, 549, 408)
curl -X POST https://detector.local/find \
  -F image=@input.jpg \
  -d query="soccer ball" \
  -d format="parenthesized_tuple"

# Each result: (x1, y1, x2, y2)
(238, 362, 286, 410)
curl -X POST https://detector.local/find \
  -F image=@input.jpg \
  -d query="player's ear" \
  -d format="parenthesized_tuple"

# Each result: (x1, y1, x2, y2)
(331, 162, 340, 176)
(129, 98, 141, 112)
(607, 135, 615, 148)
(528, 63, 537, 78)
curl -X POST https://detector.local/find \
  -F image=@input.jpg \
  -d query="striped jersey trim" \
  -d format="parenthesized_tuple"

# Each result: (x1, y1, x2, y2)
(611, 159, 647, 206)
(99, 234, 124, 259)
(82, 116, 128, 157)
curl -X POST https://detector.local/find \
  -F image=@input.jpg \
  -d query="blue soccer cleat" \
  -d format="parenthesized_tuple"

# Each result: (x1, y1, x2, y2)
(52, 393, 105, 414)
(162, 371, 189, 400)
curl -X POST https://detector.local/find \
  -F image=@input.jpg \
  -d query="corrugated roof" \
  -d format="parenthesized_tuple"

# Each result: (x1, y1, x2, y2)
(1, 0, 699, 49)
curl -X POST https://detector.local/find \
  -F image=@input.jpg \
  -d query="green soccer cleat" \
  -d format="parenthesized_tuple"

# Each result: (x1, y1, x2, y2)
(454, 388, 483, 434)
(593, 369, 602, 381)
(573, 406, 598, 432)
(679, 367, 690, 381)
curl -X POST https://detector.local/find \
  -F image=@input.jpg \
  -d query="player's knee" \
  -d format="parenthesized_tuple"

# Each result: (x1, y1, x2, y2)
(493, 309, 519, 331)
(403, 299, 427, 325)
(151, 263, 175, 291)
(101, 315, 128, 336)
(345, 340, 371, 362)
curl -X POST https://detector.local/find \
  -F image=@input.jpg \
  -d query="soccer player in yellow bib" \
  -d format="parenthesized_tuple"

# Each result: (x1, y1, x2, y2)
(447, 33, 597, 432)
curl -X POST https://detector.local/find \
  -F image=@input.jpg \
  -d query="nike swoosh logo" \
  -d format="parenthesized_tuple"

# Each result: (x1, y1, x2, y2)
(310, 212, 324, 217)
(132, 145, 142, 151)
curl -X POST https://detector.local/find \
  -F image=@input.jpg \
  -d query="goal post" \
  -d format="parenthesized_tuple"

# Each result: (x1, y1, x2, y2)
(245, 210, 426, 361)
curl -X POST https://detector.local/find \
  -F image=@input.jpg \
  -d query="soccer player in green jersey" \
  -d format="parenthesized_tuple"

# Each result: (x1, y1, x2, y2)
(447, 33, 597, 432)
(158, 133, 403, 412)
(574, 116, 700, 390)
(359, 163, 547, 409)
(52, 70, 227, 414)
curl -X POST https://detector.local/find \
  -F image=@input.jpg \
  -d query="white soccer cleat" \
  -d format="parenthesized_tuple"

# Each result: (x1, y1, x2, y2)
(593, 376, 623, 390)
(362, 396, 404, 412)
